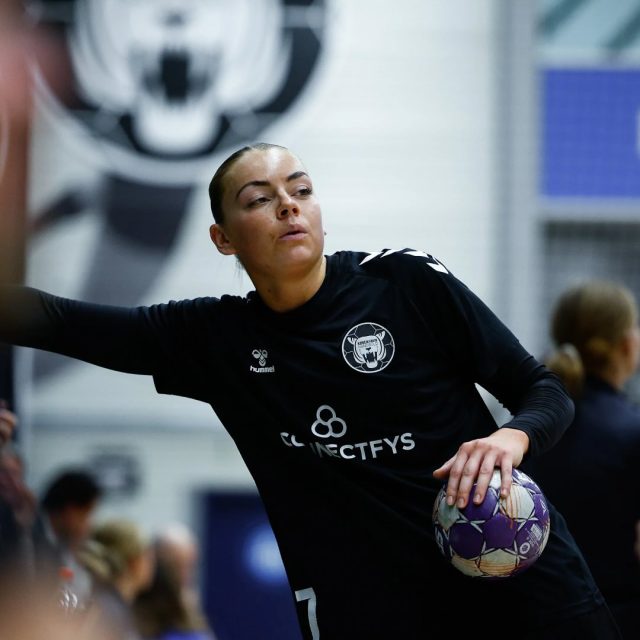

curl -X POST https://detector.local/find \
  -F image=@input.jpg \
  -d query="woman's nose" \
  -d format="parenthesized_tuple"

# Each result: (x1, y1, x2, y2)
(276, 194, 300, 219)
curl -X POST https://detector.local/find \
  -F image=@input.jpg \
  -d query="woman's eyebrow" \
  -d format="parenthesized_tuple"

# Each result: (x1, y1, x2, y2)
(236, 180, 269, 200)
(286, 171, 309, 182)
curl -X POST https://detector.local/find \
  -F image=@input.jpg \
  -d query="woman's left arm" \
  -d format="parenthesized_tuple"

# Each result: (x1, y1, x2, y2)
(420, 263, 574, 509)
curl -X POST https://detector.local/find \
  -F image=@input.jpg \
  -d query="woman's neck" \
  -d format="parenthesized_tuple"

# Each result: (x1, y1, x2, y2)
(254, 255, 327, 312)
(114, 576, 137, 603)
(593, 361, 630, 392)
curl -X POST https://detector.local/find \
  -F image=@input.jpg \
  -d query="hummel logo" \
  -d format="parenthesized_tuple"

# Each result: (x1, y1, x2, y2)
(250, 349, 275, 373)
(253, 349, 268, 366)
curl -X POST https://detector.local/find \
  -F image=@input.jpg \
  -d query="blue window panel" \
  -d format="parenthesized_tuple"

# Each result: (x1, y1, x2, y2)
(542, 68, 640, 198)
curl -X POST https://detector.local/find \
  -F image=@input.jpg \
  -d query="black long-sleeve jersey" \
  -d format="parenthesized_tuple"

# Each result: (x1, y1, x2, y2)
(0, 249, 604, 638)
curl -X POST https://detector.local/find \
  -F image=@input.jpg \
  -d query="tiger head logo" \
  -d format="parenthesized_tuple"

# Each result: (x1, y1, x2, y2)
(342, 323, 395, 374)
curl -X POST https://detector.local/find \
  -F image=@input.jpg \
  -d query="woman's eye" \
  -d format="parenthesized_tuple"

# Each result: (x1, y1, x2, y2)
(296, 187, 312, 196)
(248, 196, 269, 207)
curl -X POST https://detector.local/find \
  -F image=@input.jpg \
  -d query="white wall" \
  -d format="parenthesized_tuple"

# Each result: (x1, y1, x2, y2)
(24, 0, 503, 533)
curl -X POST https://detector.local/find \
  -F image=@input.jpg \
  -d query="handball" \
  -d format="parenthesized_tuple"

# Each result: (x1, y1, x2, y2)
(432, 468, 550, 578)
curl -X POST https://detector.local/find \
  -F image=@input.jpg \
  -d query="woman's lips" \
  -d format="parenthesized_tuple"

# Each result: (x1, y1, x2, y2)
(279, 227, 307, 240)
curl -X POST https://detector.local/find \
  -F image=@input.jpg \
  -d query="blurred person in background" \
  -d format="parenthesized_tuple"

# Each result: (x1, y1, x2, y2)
(0, 551, 114, 640)
(0, 443, 37, 574)
(80, 518, 155, 640)
(0, 0, 69, 286)
(134, 523, 216, 640)
(0, 402, 16, 445)
(0, 582, 113, 640)
(533, 280, 640, 638)
(33, 468, 102, 603)
(154, 524, 208, 624)
(0, 401, 35, 575)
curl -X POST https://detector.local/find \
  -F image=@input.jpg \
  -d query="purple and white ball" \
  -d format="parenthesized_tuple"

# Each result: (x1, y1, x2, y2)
(432, 468, 550, 578)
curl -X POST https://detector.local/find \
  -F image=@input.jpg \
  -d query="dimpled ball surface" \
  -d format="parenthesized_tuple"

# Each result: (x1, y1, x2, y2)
(432, 468, 550, 578)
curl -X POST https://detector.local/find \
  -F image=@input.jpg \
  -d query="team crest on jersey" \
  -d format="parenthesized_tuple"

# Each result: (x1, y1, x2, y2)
(342, 323, 395, 374)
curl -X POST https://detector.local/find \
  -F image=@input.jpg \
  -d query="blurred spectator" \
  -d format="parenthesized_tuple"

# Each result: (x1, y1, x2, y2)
(0, 401, 35, 577)
(0, 402, 17, 446)
(80, 518, 155, 640)
(0, 570, 113, 640)
(0, 444, 36, 574)
(134, 523, 216, 640)
(0, 0, 69, 135)
(33, 468, 102, 604)
(0, 0, 69, 290)
(533, 280, 640, 638)
(155, 524, 200, 594)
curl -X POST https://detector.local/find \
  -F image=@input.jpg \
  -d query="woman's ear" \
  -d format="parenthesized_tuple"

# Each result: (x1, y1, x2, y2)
(210, 224, 236, 255)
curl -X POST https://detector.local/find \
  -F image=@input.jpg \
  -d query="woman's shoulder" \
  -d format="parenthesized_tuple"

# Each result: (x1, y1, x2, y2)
(582, 382, 640, 441)
(331, 248, 451, 280)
